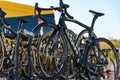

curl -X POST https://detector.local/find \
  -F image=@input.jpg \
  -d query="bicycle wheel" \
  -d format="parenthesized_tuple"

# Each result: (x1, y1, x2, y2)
(0, 35, 4, 71)
(38, 30, 67, 79)
(85, 38, 119, 80)
(31, 22, 67, 79)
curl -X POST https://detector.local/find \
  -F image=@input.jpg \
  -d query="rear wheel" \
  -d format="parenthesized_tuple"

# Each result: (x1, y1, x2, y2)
(86, 38, 119, 80)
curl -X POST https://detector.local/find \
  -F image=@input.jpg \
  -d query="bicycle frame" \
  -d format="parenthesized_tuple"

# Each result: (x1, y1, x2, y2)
(45, 10, 108, 75)
(59, 17, 80, 59)
(49, 9, 100, 63)
(55, 15, 109, 80)
(33, 0, 104, 60)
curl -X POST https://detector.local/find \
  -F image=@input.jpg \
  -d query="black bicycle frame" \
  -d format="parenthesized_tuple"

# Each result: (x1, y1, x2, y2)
(50, 13, 81, 61)
(50, 9, 101, 65)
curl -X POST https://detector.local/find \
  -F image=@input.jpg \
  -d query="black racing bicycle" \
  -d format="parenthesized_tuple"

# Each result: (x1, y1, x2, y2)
(32, 0, 119, 80)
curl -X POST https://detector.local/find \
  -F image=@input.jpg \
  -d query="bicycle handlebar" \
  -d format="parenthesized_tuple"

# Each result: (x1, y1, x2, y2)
(50, 6, 73, 19)
(34, 3, 53, 21)
(34, 0, 74, 20)
(57, 0, 74, 19)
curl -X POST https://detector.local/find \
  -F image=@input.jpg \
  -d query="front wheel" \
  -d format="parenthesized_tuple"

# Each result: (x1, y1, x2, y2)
(38, 30, 67, 79)
(31, 22, 68, 79)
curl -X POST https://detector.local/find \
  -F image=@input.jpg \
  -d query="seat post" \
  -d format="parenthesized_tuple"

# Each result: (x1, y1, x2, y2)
(91, 15, 98, 31)
(17, 17, 28, 31)
(89, 10, 104, 31)
(88, 15, 98, 37)
(17, 20, 24, 31)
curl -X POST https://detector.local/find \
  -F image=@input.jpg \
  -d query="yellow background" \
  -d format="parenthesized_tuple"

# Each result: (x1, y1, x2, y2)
(0, 1, 53, 18)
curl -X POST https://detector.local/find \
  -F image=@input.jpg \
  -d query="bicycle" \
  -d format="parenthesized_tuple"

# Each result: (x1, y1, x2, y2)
(33, 0, 119, 79)
(33, 1, 96, 79)
(0, 8, 35, 79)
(0, 8, 38, 79)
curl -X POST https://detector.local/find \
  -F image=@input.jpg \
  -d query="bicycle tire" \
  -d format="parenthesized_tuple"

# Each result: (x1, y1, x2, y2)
(30, 22, 68, 79)
(0, 35, 4, 71)
(85, 38, 119, 80)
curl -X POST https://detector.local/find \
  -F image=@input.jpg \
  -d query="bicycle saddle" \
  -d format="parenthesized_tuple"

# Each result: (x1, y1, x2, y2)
(17, 17, 28, 23)
(89, 10, 104, 17)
